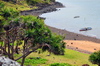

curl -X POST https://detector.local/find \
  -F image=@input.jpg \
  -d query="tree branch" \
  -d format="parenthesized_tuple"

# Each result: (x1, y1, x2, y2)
(15, 44, 41, 61)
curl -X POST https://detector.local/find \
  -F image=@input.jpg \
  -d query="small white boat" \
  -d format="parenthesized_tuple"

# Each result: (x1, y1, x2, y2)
(79, 27, 92, 31)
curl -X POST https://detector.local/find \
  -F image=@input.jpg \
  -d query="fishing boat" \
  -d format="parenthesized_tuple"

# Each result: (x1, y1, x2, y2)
(74, 16, 80, 18)
(79, 27, 92, 31)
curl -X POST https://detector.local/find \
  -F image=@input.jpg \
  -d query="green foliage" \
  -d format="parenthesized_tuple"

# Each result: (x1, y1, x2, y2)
(0, 0, 65, 66)
(0, 2, 5, 8)
(89, 51, 100, 65)
(50, 63, 72, 66)
(1, 7, 19, 19)
(20, 15, 65, 55)
(47, 33, 65, 55)
(0, 2, 5, 21)
(17, 57, 47, 65)
(26, 0, 51, 5)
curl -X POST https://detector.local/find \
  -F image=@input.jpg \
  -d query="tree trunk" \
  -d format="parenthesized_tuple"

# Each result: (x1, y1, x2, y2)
(15, 44, 19, 54)
(15, 44, 41, 61)
(21, 56, 26, 66)
(6, 31, 11, 59)
(10, 42, 14, 60)
(98, 64, 100, 66)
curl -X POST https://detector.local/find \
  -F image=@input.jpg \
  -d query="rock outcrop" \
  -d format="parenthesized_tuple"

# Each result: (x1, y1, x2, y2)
(0, 56, 20, 66)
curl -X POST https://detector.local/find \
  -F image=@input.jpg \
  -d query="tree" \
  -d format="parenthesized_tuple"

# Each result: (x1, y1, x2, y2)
(89, 51, 100, 66)
(0, 11, 65, 66)
(0, 2, 65, 66)
(14, 15, 65, 66)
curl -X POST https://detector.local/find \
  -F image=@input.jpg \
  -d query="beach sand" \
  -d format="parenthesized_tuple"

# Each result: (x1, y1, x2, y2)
(64, 40, 100, 54)
(48, 26, 100, 54)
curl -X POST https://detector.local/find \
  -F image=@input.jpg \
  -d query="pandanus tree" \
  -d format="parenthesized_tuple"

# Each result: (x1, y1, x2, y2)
(0, 2, 65, 66)
(0, 3, 20, 59)
(0, 15, 65, 66)
(15, 16, 65, 66)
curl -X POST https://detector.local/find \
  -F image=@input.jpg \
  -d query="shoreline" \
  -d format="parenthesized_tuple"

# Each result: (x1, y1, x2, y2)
(20, 1, 100, 43)
(48, 26, 100, 54)
(48, 25, 100, 43)
(21, 2, 64, 16)
(20, 1, 100, 54)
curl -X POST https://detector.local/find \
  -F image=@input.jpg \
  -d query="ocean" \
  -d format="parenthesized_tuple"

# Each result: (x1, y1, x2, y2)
(40, 0, 100, 39)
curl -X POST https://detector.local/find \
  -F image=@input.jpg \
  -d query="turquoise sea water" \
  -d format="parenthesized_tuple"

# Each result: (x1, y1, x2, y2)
(40, 0, 100, 39)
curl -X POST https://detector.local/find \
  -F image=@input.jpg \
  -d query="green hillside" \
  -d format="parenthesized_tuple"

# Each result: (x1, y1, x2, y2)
(0, 0, 55, 11)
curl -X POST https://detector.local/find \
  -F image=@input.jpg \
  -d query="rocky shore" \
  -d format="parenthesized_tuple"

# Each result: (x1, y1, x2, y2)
(21, 2, 64, 16)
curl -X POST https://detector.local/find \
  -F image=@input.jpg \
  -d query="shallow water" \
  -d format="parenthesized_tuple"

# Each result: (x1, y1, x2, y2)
(40, 0, 100, 39)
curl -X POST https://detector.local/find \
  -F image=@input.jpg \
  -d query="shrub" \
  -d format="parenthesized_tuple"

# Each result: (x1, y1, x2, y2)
(1, 7, 19, 19)
(89, 51, 100, 66)
(0, 2, 5, 8)
(26, 0, 51, 5)
(50, 63, 72, 66)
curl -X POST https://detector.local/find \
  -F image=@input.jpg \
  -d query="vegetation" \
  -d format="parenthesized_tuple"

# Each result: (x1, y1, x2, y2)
(0, 1, 65, 66)
(2, 0, 55, 5)
(17, 49, 96, 66)
(17, 57, 47, 66)
(50, 63, 72, 66)
(89, 51, 100, 66)
(0, 0, 99, 66)
(0, 0, 55, 11)
(26, 0, 52, 5)
(0, 1, 33, 11)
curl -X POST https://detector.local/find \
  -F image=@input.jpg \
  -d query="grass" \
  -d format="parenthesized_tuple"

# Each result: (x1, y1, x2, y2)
(17, 57, 47, 66)
(0, 0, 52, 11)
(50, 63, 72, 66)
(0, 1, 37, 11)
(23, 49, 97, 66)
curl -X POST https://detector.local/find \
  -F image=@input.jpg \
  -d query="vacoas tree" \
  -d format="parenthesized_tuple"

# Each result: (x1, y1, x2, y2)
(0, 2, 65, 66)
(89, 51, 100, 66)
(14, 15, 65, 66)
(0, 2, 20, 59)
(0, 14, 65, 66)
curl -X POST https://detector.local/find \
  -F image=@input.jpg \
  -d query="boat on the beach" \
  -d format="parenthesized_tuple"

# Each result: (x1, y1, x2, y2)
(79, 27, 92, 31)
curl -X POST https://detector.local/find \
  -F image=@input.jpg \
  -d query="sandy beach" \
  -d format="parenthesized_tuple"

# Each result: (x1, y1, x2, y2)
(21, 1, 100, 54)
(64, 40, 100, 54)
(48, 26, 100, 54)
